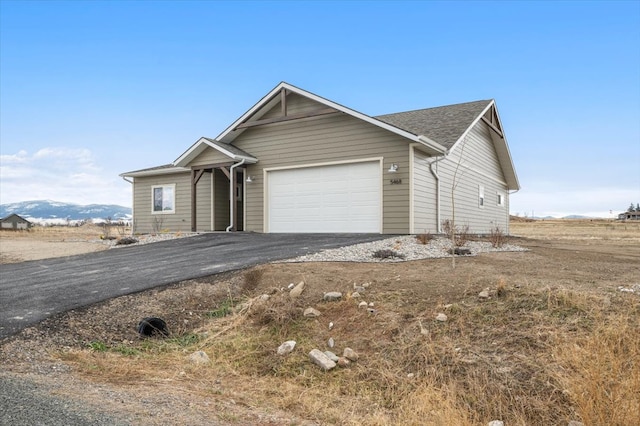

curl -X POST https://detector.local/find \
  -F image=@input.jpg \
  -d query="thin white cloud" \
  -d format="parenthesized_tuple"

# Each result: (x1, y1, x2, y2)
(0, 148, 131, 206)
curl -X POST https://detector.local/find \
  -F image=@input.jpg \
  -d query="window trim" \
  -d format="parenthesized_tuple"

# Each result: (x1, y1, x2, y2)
(497, 191, 505, 207)
(151, 184, 176, 214)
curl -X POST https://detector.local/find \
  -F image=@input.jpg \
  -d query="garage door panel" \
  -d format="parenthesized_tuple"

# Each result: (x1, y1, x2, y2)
(268, 162, 381, 233)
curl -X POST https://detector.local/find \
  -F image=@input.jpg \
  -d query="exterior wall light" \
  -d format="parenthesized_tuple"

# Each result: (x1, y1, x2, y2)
(246, 176, 254, 183)
(388, 163, 399, 173)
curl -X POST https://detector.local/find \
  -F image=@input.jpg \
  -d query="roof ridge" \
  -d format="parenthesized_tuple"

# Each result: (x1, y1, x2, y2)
(375, 99, 492, 118)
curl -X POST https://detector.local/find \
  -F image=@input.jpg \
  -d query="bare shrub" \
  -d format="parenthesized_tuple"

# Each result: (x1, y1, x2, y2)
(151, 216, 164, 234)
(489, 225, 507, 248)
(242, 268, 264, 294)
(246, 293, 303, 329)
(441, 219, 469, 247)
(415, 231, 433, 245)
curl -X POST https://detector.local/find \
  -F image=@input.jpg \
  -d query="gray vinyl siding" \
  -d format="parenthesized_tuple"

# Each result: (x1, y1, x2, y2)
(435, 120, 509, 234)
(132, 172, 193, 234)
(233, 109, 411, 234)
(412, 148, 438, 233)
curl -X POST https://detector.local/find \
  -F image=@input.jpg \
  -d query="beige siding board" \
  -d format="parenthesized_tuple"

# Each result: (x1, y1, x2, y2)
(189, 148, 231, 167)
(234, 112, 410, 233)
(436, 121, 509, 233)
(195, 172, 212, 231)
(260, 93, 327, 120)
(132, 172, 192, 234)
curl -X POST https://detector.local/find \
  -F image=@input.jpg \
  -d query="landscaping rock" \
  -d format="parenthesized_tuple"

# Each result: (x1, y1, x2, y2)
(289, 281, 305, 298)
(343, 347, 359, 361)
(435, 313, 448, 322)
(353, 285, 366, 293)
(324, 351, 339, 362)
(328, 337, 335, 348)
(358, 301, 368, 308)
(309, 349, 336, 371)
(567, 421, 584, 426)
(187, 350, 210, 365)
(303, 307, 321, 318)
(277, 340, 296, 355)
(337, 357, 351, 368)
(328, 322, 334, 330)
(351, 291, 361, 298)
(487, 421, 504, 426)
(478, 288, 491, 299)
(323, 291, 343, 301)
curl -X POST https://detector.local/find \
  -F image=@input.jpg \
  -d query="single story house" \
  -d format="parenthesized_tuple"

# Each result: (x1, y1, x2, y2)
(618, 211, 640, 221)
(0, 213, 33, 230)
(121, 82, 519, 235)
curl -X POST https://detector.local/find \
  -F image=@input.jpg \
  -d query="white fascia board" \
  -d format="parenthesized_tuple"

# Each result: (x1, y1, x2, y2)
(216, 82, 430, 145)
(447, 100, 495, 155)
(491, 102, 520, 190)
(202, 140, 258, 163)
(173, 138, 208, 167)
(120, 167, 191, 178)
(417, 135, 447, 154)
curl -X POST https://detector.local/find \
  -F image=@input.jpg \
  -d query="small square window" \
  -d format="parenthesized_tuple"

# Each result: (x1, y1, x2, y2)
(497, 192, 505, 207)
(152, 184, 175, 214)
(479, 185, 485, 208)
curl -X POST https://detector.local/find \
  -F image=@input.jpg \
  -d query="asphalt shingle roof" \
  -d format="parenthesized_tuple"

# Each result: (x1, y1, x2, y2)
(374, 100, 492, 149)
(202, 137, 257, 159)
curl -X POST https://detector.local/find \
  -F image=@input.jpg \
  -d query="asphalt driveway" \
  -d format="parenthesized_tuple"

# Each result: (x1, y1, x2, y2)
(0, 233, 387, 340)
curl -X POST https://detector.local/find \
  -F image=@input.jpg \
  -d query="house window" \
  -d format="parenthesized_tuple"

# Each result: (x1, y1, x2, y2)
(152, 184, 175, 214)
(479, 185, 485, 208)
(497, 191, 505, 207)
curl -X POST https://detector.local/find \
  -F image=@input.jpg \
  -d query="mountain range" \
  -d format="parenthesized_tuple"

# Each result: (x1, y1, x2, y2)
(0, 200, 132, 224)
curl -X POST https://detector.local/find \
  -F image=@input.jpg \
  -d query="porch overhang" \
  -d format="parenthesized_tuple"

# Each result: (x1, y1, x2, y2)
(174, 137, 258, 167)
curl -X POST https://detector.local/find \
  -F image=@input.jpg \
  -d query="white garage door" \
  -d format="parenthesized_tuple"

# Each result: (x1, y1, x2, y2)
(268, 161, 381, 233)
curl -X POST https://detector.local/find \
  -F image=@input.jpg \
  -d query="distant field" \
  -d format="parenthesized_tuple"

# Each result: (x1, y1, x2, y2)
(510, 218, 640, 241)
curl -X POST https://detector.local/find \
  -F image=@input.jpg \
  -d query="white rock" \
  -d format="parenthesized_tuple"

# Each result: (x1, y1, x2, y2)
(287, 283, 295, 290)
(487, 421, 504, 426)
(187, 350, 210, 365)
(478, 289, 491, 299)
(303, 307, 321, 318)
(324, 351, 339, 362)
(328, 337, 335, 348)
(567, 422, 584, 426)
(328, 321, 334, 330)
(343, 347, 359, 361)
(354, 286, 366, 293)
(337, 357, 351, 367)
(368, 302, 374, 307)
(289, 281, 305, 298)
(407, 373, 415, 378)
(351, 291, 361, 298)
(435, 313, 448, 322)
(309, 349, 336, 371)
(323, 291, 342, 301)
(358, 301, 368, 308)
(277, 340, 296, 355)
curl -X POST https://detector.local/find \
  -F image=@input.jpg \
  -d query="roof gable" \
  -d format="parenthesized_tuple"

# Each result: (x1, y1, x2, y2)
(173, 137, 258, 168)
(375, 100, 492, 150)
(215, 82, 448, 154)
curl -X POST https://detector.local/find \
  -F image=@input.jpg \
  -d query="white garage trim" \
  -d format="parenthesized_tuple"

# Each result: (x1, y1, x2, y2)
(264, 157, 383, 233)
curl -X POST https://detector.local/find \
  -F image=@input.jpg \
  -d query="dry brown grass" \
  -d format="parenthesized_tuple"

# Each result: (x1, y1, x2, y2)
(56, 281, 640, 425)
(511, 218, 640, 241)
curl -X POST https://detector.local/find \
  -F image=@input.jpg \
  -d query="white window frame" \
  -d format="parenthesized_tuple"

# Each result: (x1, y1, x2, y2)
(497, 191, 505, 207)
(479, 185, 485, 208)
(151, 184, 176, 214)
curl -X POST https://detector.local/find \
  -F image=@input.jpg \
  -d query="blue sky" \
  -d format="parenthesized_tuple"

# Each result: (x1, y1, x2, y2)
(1, 0, 639, 217)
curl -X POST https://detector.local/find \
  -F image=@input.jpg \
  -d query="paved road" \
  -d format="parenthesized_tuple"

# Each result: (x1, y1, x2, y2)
(0, 233, 386, 339)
